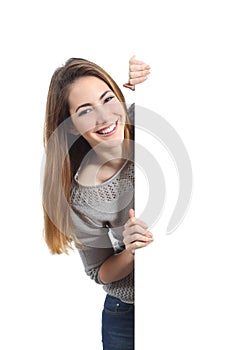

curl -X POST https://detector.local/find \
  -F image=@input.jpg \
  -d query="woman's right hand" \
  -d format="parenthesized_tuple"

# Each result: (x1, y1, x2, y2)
(123, 209, 154, 255)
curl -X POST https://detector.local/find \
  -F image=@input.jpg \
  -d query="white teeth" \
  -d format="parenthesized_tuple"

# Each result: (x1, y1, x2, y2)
(97, 122, 116, 135)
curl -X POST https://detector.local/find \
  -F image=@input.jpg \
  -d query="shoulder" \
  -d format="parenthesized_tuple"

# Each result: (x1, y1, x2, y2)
(76, 163, 98, 186)
(127, 103, 135, 124)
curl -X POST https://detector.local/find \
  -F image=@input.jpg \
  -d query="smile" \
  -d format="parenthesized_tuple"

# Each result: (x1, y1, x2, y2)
(95, 121, 118, 136)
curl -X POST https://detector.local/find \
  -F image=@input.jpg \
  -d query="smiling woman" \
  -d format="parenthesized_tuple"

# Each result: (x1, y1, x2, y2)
(69, 76, 126, 150)
(42, 56, 151, 349)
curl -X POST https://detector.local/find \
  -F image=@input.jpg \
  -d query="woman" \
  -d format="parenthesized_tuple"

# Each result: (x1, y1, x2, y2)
(43, 56, 153, 349)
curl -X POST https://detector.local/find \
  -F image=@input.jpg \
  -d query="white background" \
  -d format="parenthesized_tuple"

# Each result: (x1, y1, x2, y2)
(0, 1, 232, 349)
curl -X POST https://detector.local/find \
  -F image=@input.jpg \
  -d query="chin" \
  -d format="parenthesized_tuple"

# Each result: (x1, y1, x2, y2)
(100, 137, 124, 148)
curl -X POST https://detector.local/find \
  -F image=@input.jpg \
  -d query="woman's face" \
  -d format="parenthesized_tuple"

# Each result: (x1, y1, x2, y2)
(68, 76, 126, 149)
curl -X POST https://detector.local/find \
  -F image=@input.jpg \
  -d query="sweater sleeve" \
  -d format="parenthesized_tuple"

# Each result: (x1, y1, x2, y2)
(70, 209, 114, 284)
(128, 103, 135, 125)
(77, 245, 114, 284)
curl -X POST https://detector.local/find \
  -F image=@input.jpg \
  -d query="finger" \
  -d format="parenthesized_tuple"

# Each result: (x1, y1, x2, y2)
(123, 224, 150, 236)
(129, 64, 151, 72)
(129, 55, 146, 65)
(129, 76, 149, 86)
(124, 217, 149, 230)
(126, 240, 153, 252)
(124, 218, 149, 230)
(123, 233, 153, 245)
(129, 70, 150, 79)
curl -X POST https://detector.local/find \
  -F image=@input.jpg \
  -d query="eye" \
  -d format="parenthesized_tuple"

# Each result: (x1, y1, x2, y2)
(104, 95, 115, 104)
(78, 108, 93, 117)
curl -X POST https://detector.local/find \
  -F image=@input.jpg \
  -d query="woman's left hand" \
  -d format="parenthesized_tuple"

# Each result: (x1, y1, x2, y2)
(123, 209, 154, 255)
(123, 55, 151, 91)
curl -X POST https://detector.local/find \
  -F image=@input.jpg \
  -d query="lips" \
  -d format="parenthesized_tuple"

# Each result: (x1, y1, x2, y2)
(95, 121, 118, 136)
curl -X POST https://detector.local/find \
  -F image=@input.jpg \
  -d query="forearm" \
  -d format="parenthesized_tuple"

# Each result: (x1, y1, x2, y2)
(98, 249, 134, 284)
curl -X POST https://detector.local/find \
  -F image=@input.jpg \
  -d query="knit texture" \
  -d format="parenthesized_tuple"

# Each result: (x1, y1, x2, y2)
(70, 160, 134, 304)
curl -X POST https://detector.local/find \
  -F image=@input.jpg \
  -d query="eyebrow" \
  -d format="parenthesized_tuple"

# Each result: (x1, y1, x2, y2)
(75, 90, 112, 113)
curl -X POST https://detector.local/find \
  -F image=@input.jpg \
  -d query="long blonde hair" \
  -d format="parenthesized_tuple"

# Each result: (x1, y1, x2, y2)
(43, 58, 133, 254)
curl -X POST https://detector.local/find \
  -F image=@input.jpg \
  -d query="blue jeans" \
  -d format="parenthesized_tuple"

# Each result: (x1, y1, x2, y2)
(102, 294, 134, 350)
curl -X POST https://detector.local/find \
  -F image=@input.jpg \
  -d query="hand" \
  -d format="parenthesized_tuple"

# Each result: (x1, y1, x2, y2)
(123, 209, 154, 255)
(123, 55, 151, 91)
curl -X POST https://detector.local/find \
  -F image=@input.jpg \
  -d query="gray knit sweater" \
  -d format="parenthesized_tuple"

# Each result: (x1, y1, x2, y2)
(70, 159, 134, 304)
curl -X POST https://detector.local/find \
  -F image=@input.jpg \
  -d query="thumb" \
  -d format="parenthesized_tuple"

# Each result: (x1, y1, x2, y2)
(123, 83, 135, 91)
(129, 208, 135, 218)
(129, 55, 136, 63)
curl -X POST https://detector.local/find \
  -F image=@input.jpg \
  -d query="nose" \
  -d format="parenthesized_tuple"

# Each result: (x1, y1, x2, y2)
(95, 104, 109, 125)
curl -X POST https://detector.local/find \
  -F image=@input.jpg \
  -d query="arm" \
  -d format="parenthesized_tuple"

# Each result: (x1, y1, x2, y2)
(98, 248, 134, 284)
(73, 214, 133, 285)
(98, 210, 154, 284)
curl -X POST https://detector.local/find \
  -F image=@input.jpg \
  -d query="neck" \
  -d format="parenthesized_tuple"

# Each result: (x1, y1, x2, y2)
(81, 139, 132, 173)
(93, 139, 131, 166)
(95, 144, 123, 162)
(78, 140, 132, 186)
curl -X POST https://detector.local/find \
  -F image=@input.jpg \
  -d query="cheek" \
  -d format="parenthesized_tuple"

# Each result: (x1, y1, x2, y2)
(108, 102, 126, 123)
(72, 118, 96, 134)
